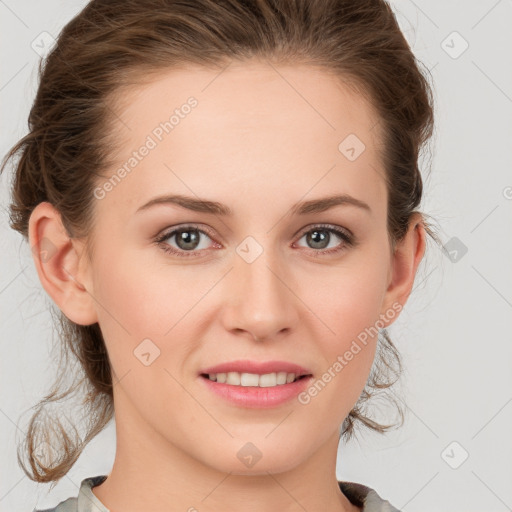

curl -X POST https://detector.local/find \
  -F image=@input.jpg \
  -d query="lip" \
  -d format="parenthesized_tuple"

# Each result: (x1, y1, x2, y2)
(199, 359, 313, 409)
(200, 375, 313, 408)
(200, 359, 311, 377)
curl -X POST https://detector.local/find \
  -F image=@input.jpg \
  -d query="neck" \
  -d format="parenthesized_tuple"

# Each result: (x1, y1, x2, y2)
(92, 390, 360, 512)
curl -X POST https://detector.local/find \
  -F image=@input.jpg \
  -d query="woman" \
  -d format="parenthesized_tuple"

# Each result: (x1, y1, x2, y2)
(1, 0, 437, 510)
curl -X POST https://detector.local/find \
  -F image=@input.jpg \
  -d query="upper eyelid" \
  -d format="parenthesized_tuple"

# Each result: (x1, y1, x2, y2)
(157, 224, 216, 242)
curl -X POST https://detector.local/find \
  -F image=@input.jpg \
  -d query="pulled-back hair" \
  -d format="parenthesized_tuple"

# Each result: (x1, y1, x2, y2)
(1, 0, 438, 485)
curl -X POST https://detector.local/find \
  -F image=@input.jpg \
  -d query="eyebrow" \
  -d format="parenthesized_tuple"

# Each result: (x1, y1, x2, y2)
(136, 193, 371, 216)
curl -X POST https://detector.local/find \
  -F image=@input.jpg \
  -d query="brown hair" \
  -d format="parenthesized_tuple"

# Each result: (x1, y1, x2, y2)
(1, 0, 438, 485)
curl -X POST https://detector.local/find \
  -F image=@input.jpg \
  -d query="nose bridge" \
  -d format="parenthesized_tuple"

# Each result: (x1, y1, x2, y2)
(224, 237, 299, 339)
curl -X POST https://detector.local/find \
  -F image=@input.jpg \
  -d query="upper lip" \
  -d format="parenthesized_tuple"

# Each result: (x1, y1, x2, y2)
(200, 360, 312, 377)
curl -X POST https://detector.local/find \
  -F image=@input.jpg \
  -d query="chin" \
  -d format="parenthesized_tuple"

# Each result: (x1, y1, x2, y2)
(201, 439, 308, 476)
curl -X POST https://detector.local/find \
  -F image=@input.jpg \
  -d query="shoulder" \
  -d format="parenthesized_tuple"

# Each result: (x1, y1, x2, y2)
(338, 480, 402, 512)
(33, 496, 77, 512)
(35, 476, 397, 512)
(33, 475, 108, 512)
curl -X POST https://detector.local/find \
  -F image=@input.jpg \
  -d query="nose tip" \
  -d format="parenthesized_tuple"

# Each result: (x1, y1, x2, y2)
(221, 253, 300, 342)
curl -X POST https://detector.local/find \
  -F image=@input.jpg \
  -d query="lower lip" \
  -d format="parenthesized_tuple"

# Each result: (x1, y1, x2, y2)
(199, 375, 313, 408)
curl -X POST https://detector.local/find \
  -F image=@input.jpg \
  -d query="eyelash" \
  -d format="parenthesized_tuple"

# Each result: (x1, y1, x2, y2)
(153, 223, 354, 259)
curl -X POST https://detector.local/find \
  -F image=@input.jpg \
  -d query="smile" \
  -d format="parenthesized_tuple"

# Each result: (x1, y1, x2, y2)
(201, 371, 308, 387)
(199, 373, 313, 408)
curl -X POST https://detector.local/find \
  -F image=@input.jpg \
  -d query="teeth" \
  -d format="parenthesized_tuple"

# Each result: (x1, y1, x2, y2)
(207, 371, 302, 387)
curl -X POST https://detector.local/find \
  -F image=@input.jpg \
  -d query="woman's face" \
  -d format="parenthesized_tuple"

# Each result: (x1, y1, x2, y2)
(73, 60, 409, 474)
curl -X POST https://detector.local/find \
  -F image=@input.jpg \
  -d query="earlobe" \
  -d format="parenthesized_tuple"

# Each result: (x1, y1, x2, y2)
(28, 201, 98, 326)
(380, 214, 426, 325)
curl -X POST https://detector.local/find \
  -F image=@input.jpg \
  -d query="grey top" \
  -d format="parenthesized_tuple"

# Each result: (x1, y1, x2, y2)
(34, 475, 402, 511)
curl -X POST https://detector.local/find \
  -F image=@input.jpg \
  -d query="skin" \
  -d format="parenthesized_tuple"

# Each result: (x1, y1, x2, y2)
(29, 59, 425, 512)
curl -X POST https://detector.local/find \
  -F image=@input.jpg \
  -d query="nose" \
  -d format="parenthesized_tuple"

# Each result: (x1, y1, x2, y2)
(220, 243, 300, 342)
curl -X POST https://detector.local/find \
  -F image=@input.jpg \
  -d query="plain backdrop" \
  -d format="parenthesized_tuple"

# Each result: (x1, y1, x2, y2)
(1, 1, 511, 511)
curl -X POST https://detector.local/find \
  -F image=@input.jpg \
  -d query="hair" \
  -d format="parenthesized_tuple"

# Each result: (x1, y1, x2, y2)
(1, 0, 439, 486)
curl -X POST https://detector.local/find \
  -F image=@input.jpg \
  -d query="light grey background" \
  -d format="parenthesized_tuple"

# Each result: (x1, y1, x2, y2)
(1, 1, 511, 511)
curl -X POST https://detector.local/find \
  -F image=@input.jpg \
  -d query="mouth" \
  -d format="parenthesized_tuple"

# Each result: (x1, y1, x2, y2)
(199, 371, 313, 408)
(198, 360, 313, 407)
(199, 371, 311, 388)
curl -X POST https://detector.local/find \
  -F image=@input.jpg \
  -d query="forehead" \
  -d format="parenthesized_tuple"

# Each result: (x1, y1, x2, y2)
(98, 60, 386, 219)
(112, 60, 381, 142)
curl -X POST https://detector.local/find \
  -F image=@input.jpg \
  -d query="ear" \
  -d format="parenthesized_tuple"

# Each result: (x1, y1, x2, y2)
(380, 213, 426, 326)
(28, 201, 98, 326)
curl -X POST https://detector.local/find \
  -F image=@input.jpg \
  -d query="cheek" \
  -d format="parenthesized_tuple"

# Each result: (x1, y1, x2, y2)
(92, 247, 193, 333)
(300, 250, 390, 396)
(293, 288, 385, 431)
(89, 254, 166, 370)
(90, 251, 214, 373)
(89, 258, 197, 414)
(308, 255, 389, 346)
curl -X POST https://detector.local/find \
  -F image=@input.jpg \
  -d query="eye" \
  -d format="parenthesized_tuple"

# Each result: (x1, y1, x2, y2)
(154, 223, 354, 259)
(154, 224, 218, 258)
(294, 224, 354, 256)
